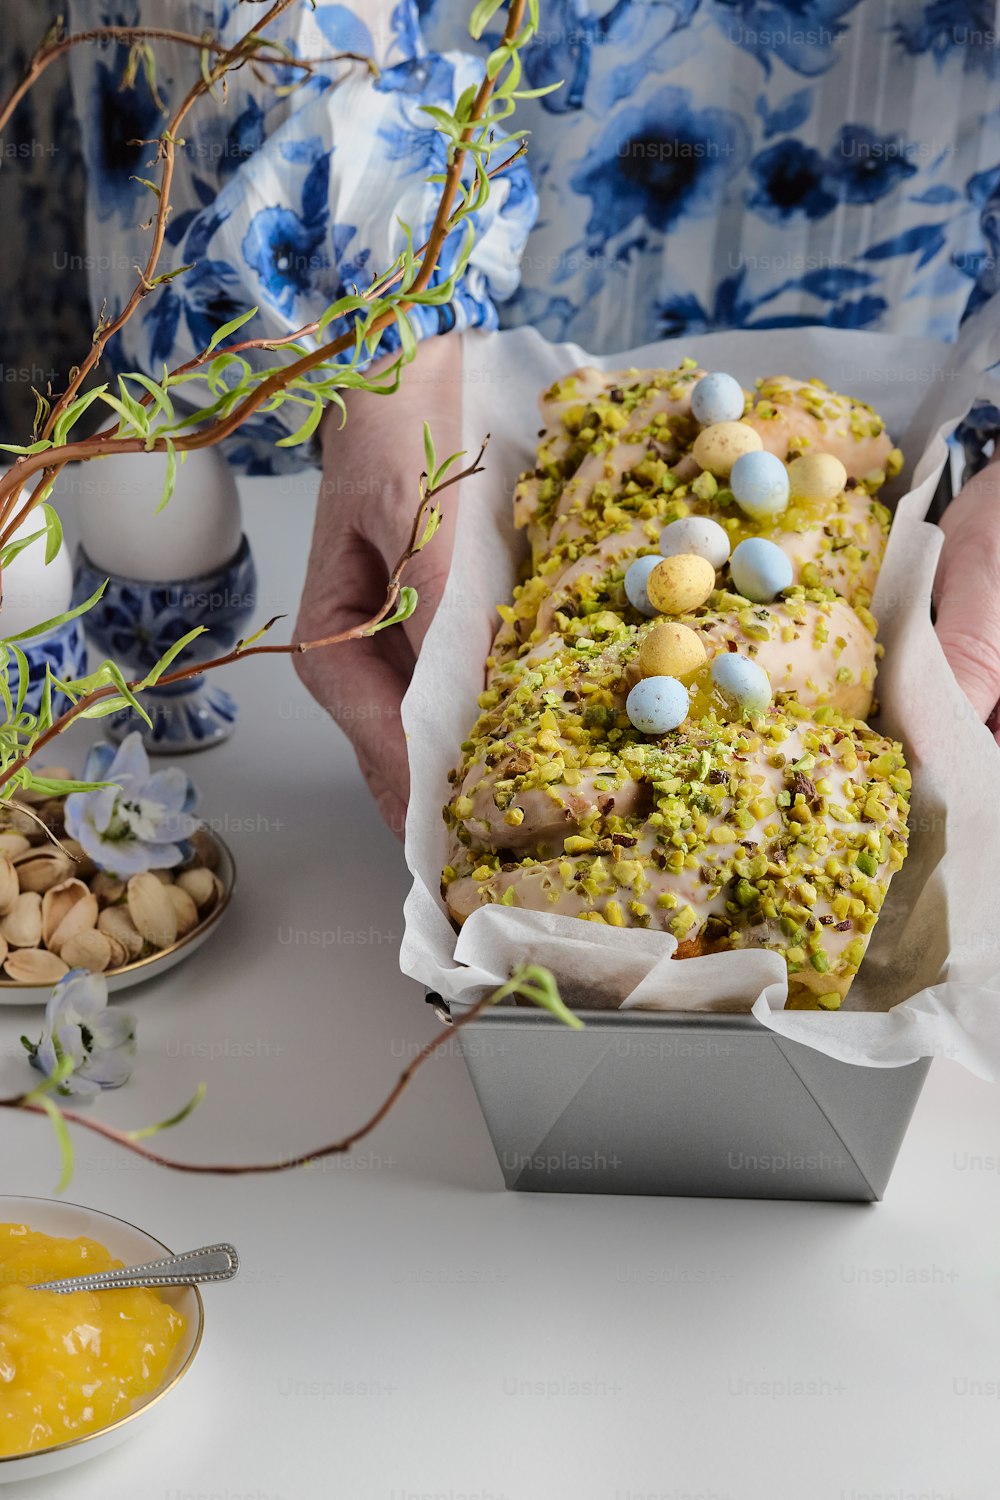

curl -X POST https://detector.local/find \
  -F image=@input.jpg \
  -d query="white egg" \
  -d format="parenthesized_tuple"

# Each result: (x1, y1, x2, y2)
(0, 504, 74, 639)
(690, 372, 745, 427)
(626, 676, 689, 734)
(58, 448, 242, 580)
(660, 516, 731, 570)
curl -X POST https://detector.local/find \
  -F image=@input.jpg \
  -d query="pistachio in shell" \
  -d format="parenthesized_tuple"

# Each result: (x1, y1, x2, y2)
(13, 848, 73, 895)
(102, 932, 130, 970)
(188, 828, 219, 870)
(42, 879, 98, 956)
(177, 867, 222, 912)
(98, 906, 144, 961)
(60, 928, 113, 974)
(4, 948, 68, 984)
(0, 856, 19, 916)
(127, 872, 178, 950)
(91, 871, 127, 907)
(0, 833, 30, 859)
(0, 892, 42, 948)
(166, 884, 199, 937)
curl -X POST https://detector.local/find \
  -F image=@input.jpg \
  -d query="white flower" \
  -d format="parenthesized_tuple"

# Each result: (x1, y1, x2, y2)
(24, 970, 137, 1097)
(64, 732, 200, 877)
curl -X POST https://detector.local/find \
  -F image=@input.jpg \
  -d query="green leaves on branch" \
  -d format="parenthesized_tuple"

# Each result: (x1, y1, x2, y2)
(366, 587, 418, 635)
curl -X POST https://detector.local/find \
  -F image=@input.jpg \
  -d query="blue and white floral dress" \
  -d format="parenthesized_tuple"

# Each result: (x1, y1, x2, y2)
(2, 1, 1000, 465)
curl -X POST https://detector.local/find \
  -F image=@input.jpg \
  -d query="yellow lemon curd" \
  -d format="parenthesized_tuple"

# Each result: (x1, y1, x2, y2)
(0, 1223, 186, 1457)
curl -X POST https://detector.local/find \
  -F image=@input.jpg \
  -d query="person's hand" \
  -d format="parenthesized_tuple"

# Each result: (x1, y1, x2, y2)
(934, 454, 1000, 745)
(293, 335, 465, 835)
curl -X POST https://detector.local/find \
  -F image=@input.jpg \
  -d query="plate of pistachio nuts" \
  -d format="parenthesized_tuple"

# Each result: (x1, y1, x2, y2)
(0, 819, 234, 1002)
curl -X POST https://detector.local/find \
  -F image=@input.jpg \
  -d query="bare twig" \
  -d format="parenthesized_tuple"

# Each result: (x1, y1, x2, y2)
(0, 986, 503, 1174)
(0, 23, 370, 139)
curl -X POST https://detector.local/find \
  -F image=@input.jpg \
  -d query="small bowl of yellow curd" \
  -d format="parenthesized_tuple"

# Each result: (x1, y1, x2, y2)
(0, 1196, 203, 1482)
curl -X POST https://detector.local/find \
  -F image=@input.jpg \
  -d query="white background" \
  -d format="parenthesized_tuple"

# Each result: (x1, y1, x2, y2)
(1, 474, 998, 1500)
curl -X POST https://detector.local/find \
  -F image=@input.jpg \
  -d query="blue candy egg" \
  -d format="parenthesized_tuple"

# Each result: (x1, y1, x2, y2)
(730, 450, 790, 520)
(626, 675, 689, 735)
(710, 653, 772, 717)
(730, 537, 793, 603)
(624, 554, 664, 617)
(691, 372, 745, 427)
(660, 515, 731, 570)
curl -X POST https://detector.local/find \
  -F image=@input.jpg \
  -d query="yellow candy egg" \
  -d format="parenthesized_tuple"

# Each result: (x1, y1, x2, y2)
(646, 553, 716, 615)
(691, 421, 763, 477)
(787, 452, 848, 504)
(639, 621, 708, 680)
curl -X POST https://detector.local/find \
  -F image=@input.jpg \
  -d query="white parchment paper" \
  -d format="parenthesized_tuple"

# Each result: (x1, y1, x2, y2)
(400, 321, 1000, 1079)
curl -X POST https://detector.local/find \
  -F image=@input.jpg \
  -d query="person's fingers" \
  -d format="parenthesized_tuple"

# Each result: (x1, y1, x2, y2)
(934, 468, 1000, 726)
(294, 518, 415, 809)
(356, 758, 408, 842)
(359, 471, 460, 656)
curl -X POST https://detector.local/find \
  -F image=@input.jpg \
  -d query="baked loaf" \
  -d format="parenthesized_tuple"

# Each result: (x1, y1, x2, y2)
(443, 363, 910, 1010)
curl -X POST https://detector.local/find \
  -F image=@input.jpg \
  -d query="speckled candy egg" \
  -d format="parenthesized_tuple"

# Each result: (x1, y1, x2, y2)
(692, 421, 762, 477)
(646, 554, 716, 615)
(729, 537, 794, 603)
(626, 675, 689, 735)
(623, 554, 664, 617)
(690, 372, 745, 427)
(730, 450, 790, 521)
(711, 653, 772, 718)
(787, 452, 849, 504)
(639, 621, 708, 681)
(659, 515, 731, 571)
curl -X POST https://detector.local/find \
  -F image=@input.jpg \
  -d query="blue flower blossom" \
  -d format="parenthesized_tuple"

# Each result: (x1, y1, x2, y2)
(749, 126, 918, 223)
(64, 734, 200, 878)
(824, 125, 918, 204)
(24, 971, 137, 1098)
(748, 139, 837, 221)
(242, 205, 329, 316)
(570, 90, 750, 240)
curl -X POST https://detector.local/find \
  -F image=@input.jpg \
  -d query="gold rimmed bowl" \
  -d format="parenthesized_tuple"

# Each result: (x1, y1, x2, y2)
(0, 833, 235, 1004)
(0, 1196, 204, 1482)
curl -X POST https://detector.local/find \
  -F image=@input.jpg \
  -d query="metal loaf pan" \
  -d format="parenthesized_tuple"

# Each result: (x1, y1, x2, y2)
(431, 999, 929, 1202)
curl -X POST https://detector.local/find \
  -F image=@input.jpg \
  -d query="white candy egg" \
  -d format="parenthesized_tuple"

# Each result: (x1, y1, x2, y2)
(623, 554, 664, 618)
(0, 506, 73, 639)
(626, 675, 689, 734)
(691, 372, 745, 427)
(711, 653, 772, 717)
(660, 516, 731, 570)
(730, 450, 790, 520)
(729, 537, 793, 603)
(58, 447, 243, 581)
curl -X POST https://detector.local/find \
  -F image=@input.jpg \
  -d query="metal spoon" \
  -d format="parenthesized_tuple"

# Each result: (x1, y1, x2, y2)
(30, 1242, 239, 1293)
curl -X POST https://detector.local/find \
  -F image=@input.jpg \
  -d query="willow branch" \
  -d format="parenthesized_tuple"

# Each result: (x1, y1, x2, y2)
(0, 984, 509, 1174)
(0, 108, 526, 543)
(0, 23, 370, 141)
(0, 442, 486, 795)
(28, 0, 301, 462)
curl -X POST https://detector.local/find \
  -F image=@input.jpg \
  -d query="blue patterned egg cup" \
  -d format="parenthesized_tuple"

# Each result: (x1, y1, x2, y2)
(4, 616, 88, 724)
(72, 536, 258, 753)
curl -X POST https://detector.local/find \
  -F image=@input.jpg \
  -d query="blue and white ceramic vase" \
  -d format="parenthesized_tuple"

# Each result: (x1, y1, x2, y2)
(72, 537, 258, 753)
(5, 616, 88, 723)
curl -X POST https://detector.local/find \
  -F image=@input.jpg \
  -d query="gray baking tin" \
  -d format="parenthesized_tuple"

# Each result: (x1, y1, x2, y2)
(430, 999, 929, 1202)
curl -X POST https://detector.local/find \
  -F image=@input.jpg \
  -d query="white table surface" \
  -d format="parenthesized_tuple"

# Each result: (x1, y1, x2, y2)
(2, 473, 998, 1500)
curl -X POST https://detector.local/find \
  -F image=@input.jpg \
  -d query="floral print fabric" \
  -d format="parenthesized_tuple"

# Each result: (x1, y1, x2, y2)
(2, 2, 1000, 467)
